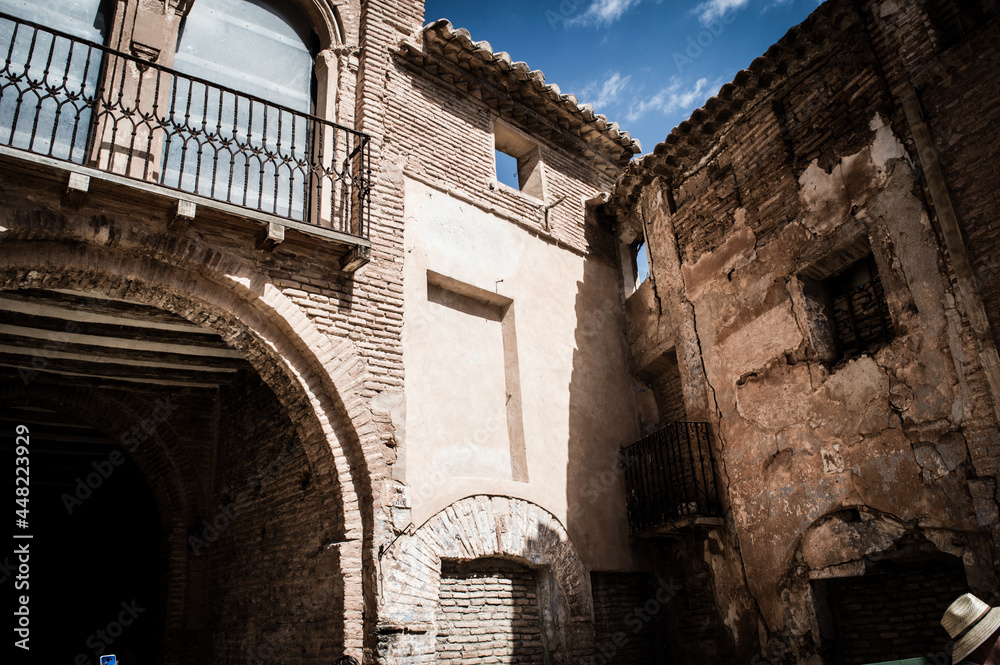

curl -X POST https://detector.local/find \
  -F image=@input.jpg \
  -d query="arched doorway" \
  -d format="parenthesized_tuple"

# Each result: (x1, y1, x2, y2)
(3, 404, 162, 664)
(0, 285, 364, 663)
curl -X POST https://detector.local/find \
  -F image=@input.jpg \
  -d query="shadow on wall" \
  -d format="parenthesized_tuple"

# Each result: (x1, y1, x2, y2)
(564, 214, 674, 664)
(206, 369, 347, 664)
(435, 558, 546, 664)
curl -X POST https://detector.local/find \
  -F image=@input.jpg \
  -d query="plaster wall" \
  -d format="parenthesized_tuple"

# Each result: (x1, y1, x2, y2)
(402, 177, 640, 570)
(417, 280, 512, 480)
(618, 5, 1000, 657)
(631, 103, 999, 659)
(682, 117, 985, 620)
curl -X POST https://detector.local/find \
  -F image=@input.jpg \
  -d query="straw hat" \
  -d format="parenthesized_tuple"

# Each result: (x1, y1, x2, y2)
(941, 593, 1000, 663)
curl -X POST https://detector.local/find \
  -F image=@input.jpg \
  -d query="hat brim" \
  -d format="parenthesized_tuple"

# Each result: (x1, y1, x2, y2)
(953, 606, 1000, 664)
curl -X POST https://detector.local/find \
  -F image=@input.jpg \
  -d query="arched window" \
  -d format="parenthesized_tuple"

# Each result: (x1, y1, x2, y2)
(0, 0, 110, 160)
(162, 0, 317, 219)
(173, 0, 313, 112)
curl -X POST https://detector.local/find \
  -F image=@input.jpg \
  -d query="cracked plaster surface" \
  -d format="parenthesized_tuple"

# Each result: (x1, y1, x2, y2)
(637, 115, 990, 638)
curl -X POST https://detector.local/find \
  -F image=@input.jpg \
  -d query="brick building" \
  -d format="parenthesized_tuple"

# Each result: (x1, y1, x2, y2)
(1, 1, 999, 665)
(607, 0, 1000, 663)
(0, 0, 648, 663)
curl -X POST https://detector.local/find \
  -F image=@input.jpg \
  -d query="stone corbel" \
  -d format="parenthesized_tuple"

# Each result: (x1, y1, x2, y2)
(130, 6, 165, 62)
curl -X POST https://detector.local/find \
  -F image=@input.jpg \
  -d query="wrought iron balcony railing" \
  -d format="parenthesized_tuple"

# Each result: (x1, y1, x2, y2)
(620, 421, 721, 535)
(0, 12, 370, 237)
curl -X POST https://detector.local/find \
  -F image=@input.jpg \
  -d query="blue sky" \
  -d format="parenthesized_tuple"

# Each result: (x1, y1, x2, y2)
(424, 0, 824, 155)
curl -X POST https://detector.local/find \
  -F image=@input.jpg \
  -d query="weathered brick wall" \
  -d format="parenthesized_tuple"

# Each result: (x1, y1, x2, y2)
(823, 555, 968, 665)
(436, 559, 545, 664)
(206, 369, 346, 665)
(590, 572, 658, 665)
(863, 0, 1000, 481)
(650, 355, 686, 425)
(915, 16, 1000, 362)
(378, 496, 593, 664)
(610, 2, 1000, 664)
(386, 50, 620, 261)
(668, 25, 892, 266)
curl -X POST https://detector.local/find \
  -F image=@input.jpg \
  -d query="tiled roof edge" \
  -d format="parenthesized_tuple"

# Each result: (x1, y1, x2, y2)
(417, 19, 642, 160)
(607, 0, 862, 216)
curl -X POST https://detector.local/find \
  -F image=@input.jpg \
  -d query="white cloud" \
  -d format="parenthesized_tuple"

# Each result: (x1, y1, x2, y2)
(692, 0, 751, 24)
(569, 0, 644, 27)
(625, 77, 714, 123)
(584, 71, 632, 109)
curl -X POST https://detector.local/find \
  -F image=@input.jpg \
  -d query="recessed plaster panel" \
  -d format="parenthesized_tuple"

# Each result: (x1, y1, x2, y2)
(403, 177, 641, 570)
(421, 281, 512, 481)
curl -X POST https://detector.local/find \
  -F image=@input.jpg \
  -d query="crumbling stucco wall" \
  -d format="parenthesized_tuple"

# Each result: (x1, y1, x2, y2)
(613, 1, 1000, 662)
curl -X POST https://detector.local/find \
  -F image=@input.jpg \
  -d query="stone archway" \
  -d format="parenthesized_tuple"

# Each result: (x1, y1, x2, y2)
(378, 495, 594, 665)
(0, 240, 389, 659)
(793, 507, 999, 664)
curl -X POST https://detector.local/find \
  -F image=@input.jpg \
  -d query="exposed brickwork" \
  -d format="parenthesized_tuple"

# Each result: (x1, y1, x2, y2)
(591, 572, 658, 665)
(610, 3, 1000, 665)
(667, 23, 892, 266)
(436, 559, 545, 664)
(915, 16, 1000, 351)
(824, 556, 968, 665)
(0, 241, 381, 658)
(385, 46, 621, 261)
(379, 496, 593, 665)
(649, 354, 686, 425)
(825, 256, 894, 364)
(204, 369, 346, 665)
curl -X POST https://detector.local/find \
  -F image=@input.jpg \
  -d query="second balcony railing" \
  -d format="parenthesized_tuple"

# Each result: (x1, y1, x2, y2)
(620, 421, 721, 535)
(0, 12, 370, 236)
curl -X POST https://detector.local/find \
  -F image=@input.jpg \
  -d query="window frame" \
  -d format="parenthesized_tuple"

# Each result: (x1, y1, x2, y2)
(796, 241, 895, 368)
(492, 119, 545, 202)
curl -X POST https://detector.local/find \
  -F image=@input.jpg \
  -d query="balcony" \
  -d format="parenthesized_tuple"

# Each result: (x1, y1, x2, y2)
(0, 12, 370, 266)
(620, 422, 722, 536)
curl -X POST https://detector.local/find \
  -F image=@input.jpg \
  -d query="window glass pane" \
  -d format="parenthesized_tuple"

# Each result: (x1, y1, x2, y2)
(164, 0, 313, 220)
(0, 0, 106, 161)
(173, 0, 311, 112)
(0, 0, 106, 42)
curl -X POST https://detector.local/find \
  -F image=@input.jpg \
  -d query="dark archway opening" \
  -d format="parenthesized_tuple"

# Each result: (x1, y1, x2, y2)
(812, 549, 968, 665)
(0, 287, 353, 663)
(2, 404, 162, 665)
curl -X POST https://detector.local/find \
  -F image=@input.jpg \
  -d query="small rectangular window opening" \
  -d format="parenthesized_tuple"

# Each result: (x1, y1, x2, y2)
(634, 240, 650, 285)
(493, 121, 543, 200)
(801, 251, 894, 367)
(494, 149, 520, 190)
(826, 254, 894, 361)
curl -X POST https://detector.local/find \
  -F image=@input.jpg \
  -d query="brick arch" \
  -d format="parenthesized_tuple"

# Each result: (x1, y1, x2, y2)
(378, 495, 594, 665)
(0, 240, 387, 657)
